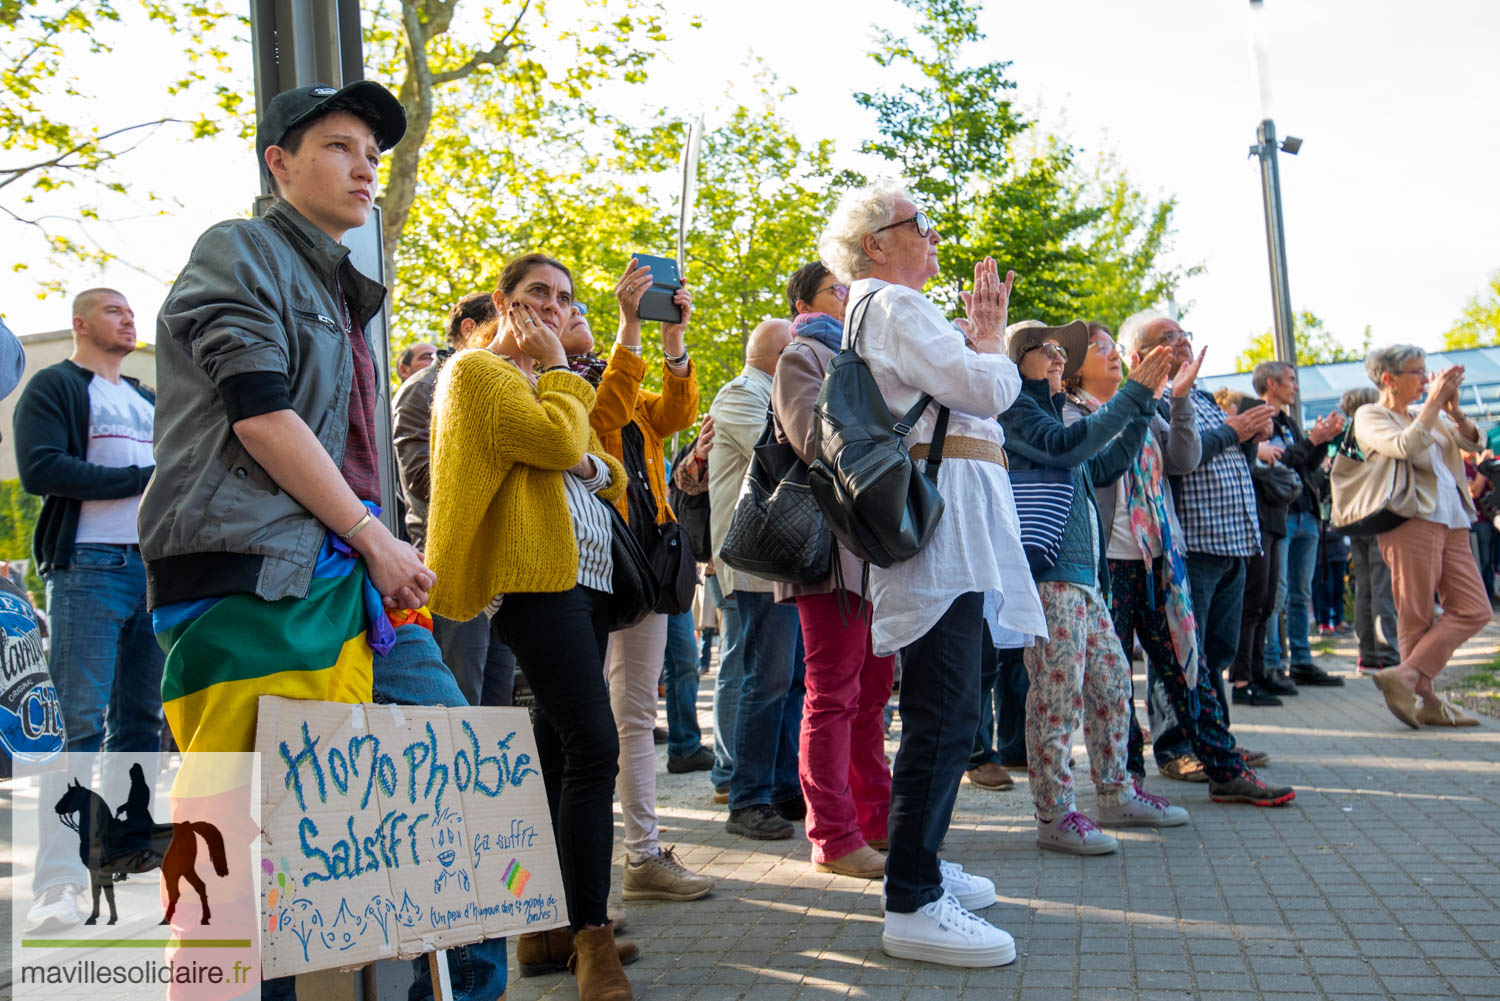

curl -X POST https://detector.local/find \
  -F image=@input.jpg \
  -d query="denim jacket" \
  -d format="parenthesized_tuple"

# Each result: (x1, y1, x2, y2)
(140, 200, 387, 608)
(1000, 378, 1156, 591)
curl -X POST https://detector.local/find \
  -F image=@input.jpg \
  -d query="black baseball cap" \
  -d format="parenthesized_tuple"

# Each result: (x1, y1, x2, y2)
(256, 80, 407, 183)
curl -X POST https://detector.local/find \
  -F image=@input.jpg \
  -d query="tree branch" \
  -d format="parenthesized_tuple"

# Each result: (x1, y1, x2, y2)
(0, 118, 185, 191)
(430, 0, 531, 84)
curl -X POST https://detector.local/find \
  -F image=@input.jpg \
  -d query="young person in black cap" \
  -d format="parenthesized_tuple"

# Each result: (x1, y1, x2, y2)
(143, 81, 513, 1001)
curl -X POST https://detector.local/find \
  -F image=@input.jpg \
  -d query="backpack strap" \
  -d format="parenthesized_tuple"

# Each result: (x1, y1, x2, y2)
(846, 289, 882, 353)
(922, 406, 951, 484)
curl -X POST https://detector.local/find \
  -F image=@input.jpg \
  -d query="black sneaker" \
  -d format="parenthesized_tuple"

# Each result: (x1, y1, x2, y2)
(1261, 672, 1300, 696)
(1209, 769, 1296, 807)
(667, 746, 715, 774)
(726, 804, 794, 840)
(1289, 663, 1346, 687)
(653, 726, 668, 744)
(772, 794, 806, 822)
(1232, 685, 1282, 707)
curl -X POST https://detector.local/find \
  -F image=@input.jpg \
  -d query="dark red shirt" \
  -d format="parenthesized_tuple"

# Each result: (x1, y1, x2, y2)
(341, 301, 382, 504)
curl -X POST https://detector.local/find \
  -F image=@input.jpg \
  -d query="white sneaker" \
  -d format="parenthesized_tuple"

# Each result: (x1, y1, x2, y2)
(1097, 780, 1190, 828)
(1036, 811, 1118, 855)
(882, 890, 1017, 967)
(25, 883, 84, 934)
(938, 858, 996, 910)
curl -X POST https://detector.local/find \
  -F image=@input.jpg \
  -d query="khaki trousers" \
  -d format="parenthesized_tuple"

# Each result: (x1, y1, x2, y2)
(604, 612, 669, 863)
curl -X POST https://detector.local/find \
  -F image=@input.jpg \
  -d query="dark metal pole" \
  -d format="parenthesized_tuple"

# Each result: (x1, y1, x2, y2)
(1254, 117, 1302, 427)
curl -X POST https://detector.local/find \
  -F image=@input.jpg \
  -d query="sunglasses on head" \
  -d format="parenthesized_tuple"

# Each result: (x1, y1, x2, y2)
(874, 210, 933, 238)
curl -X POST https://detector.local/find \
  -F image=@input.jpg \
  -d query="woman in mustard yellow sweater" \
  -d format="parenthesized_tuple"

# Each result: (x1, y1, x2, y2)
(427, 253, 636, 1000)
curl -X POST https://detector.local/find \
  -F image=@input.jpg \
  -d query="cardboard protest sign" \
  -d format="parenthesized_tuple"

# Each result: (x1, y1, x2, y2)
(255, 696, 565, 978)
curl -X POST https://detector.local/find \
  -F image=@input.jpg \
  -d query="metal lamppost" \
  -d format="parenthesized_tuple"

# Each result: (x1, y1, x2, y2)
(1247, 0, 1304, 426)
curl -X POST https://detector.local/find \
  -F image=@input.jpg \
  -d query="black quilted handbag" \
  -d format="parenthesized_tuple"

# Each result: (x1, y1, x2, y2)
(719, 410, 834, 584)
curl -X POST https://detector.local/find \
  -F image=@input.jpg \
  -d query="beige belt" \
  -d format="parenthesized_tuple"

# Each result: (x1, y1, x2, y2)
(909, 435, 1008, 468)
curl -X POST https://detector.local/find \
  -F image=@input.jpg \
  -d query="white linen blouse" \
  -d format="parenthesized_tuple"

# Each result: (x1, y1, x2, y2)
(844, 277, 1048, 656)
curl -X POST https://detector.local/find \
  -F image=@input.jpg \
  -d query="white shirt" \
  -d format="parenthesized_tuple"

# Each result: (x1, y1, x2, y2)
(75, 375, 154, 544)
(846, 278, 1048, 656)
(1427, 425, 1471, 530)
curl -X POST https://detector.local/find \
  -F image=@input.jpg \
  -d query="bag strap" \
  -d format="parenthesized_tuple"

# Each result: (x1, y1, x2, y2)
(922, 406, 951, 484)
(847, 289, 882, 354)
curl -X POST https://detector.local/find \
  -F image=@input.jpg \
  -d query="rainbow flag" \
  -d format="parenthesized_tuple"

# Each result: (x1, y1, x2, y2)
(155, 511, 419, 755)
(503, 859, 531, 897)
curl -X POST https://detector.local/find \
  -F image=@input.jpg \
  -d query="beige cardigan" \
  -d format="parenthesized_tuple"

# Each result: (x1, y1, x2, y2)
(1353, 403, 1483, 522)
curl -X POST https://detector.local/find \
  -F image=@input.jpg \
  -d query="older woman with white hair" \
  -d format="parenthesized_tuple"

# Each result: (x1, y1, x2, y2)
(1358, 344, 1489, 727)
(816, 180, 1047, 968)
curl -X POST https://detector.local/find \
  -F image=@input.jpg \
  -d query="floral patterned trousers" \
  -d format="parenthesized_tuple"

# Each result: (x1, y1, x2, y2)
(1023, 581, 1132, 821)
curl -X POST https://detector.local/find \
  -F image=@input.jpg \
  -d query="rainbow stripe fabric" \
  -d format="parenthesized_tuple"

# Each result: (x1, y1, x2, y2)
(503, 859, 531, 897)
(154, 513, 426, 755)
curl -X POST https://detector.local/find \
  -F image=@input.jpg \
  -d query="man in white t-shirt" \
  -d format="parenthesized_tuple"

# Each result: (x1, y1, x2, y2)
(12, 287, 163, 932)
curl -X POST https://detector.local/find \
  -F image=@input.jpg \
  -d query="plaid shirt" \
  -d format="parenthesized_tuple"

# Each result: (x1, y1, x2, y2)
(1177, 389, 1262, 557)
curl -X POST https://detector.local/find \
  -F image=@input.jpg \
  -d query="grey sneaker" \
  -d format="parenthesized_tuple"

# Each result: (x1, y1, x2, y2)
(622, 846, 714, 901)
(1096, 780, 1190, 827)
(1036, 811, 1118, 855)
(25, 883, 83, 934)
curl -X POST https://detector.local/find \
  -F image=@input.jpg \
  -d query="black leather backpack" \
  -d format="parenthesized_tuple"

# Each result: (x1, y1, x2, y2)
(806, 289, 949, 568)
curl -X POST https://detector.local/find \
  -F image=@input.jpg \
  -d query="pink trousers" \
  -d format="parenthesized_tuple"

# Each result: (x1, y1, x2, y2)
(795, 592, 895, 864)
(1377, 518, 1491, 681)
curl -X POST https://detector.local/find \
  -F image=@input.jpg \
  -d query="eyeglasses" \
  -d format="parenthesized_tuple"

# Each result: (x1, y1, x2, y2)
(1089, 338, 1118, 356)
(1023, 342, 1068, 362)
(874, 210, 933, 238)
(815, 283, 850, 302)
(1397, 367, 1427, 377)
(1161, 329, 1193, 345)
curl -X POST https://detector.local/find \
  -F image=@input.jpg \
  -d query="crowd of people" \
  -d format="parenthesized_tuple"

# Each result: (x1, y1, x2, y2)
(12, 79, 1497, 999)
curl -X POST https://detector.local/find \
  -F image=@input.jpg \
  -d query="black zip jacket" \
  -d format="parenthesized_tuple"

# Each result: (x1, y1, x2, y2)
(12, 359, 155, 573)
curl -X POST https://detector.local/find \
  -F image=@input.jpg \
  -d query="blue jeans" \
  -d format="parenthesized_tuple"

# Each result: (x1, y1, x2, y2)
(1276, 511, 1319, 667)
(886, 591, 984, 914)
(1156, 553, 1245, 762)
(663, 611, 703, 757)
(378, 625, 508, 1001)
(727, 590, 805, 810)
(709, 575, 739, 790)
(432, 611, 516, 706)
(34, 544, 165, 895)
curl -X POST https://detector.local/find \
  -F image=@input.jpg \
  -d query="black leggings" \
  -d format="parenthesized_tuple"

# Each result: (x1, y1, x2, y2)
(496, 586, 619, 929)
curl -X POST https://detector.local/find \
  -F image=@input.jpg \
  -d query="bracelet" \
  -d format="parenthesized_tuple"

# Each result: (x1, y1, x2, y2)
(339, 512, 373, 543)
(665, 349, 689, 367)
(542, 363, 572, 374)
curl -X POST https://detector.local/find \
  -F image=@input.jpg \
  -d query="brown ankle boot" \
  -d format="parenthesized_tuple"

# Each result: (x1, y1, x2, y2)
(519, 925, 640, 978)
(568, 923, 633, 1000)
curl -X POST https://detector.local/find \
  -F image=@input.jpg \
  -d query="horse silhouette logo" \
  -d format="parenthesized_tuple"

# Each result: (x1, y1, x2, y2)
(53, 763, 229, 926)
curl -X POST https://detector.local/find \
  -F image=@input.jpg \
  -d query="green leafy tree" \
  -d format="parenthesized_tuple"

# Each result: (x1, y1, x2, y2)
(0, 481, 45, 604)
(675, 99, 842, 404)
(854, 0, 1188, 325)
(1235, 311, 1368, 371)
(1440, 270, 1500, 349)
(2, 0, 247, 288)
(362, 0, 676, 293)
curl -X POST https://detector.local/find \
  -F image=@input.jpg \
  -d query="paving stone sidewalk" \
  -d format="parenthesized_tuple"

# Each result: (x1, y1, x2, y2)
(512, 624, 1500, 1001)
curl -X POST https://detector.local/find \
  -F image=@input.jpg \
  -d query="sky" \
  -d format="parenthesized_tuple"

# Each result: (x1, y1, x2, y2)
(5, 0, 1499, 379)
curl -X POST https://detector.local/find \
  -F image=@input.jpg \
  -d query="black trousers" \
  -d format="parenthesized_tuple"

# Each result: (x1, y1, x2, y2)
(1231, 536, 1282, 688)
(886, 591, 984, 914)
(496, 586, 619, 929)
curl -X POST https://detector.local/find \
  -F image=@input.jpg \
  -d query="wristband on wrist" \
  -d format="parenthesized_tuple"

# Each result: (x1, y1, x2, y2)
(339, 512, 373, 544)
(542, 363, 572, 373)
(665, 348, 689, 366)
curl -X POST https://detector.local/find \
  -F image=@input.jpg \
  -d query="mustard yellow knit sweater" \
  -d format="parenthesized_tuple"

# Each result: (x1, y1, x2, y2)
(426, 348, 626, 622)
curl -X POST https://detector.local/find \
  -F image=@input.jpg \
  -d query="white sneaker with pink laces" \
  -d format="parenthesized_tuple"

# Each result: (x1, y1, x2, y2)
(1036, 810, 1118, 854)
(1096, 780, 1191, 828)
